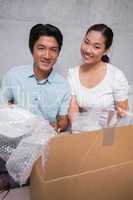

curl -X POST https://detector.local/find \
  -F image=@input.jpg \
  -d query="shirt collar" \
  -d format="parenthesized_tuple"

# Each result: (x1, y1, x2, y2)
(28, 64, 56, 84)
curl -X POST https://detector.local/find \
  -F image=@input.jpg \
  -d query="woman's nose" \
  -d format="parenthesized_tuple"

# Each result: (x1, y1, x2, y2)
(86, 45, 92, 54)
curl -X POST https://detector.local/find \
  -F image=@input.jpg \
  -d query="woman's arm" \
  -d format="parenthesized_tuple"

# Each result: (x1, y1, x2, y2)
(68, 96, 79, 122)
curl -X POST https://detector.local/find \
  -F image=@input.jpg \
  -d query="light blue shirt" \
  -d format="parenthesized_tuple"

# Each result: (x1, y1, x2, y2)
(0, 64, 71, 123)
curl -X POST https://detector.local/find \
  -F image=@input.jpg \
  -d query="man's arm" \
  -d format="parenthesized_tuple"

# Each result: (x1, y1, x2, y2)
(56, 84, 71, 132)
(0, 70, 14, 104)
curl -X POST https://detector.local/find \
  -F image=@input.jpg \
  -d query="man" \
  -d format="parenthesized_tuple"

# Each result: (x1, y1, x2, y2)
(0, 24, 70, 132)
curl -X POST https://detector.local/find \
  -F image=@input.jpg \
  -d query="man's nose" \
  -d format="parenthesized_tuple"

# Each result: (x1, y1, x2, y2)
(44, 49, 50, 59)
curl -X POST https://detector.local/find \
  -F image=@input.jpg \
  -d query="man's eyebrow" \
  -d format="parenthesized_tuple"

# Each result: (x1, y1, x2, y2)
(50, 46, 58, 49)
(94, 42, 102, 46)
(37, 44, 45, 47)
(37, 43, 58, 47)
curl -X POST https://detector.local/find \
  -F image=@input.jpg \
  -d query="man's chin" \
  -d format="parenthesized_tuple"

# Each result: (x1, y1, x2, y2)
(39, 64, 52, 71)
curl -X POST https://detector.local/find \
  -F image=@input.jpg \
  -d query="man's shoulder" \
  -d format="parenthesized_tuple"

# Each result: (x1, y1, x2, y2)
(7, 64, 32, 75)
(52, 71, 69, 85)
(51, 72, 70, 94)
(3, 64, 33, 82)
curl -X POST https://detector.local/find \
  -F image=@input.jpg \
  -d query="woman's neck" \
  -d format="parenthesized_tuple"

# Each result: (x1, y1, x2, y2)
(81, 61, 106, 72)
(79, 61, 107, 89)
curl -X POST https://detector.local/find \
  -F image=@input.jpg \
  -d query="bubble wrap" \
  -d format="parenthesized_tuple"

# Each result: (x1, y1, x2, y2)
(0, 106, 56, 185)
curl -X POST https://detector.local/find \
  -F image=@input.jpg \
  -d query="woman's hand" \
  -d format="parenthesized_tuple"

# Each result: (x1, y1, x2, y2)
(115, 99, 129, 117)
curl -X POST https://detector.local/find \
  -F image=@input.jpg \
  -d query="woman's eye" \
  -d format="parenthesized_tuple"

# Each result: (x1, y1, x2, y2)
(84, 40, 89, 45)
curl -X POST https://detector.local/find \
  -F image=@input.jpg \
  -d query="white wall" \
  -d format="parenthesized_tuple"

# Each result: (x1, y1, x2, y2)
(0, 0, 133, 82)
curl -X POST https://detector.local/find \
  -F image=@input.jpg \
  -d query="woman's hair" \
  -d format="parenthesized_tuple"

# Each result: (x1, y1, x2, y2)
(29, 24, 63, 54)
(86, 24, 113, 63)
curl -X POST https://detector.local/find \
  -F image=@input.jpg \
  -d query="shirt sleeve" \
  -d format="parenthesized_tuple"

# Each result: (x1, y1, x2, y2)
(67, 68, 76, 95)
(113, 69, 129, 102)
(58, 86, 71, 116)
(0, 71, 14, 104)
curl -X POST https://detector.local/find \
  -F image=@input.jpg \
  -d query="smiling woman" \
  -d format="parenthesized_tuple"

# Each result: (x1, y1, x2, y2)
(68, 24, 129, 124)
(81, 30, 107, 66)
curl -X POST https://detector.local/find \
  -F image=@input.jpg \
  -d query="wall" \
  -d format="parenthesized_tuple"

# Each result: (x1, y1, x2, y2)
(0, 0, 133, 83)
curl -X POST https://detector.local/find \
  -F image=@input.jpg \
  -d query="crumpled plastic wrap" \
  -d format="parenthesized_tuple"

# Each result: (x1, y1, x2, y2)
(109, 110, 133, 128)
(71, 108, 113, 133)
(0, 105, 56, 185)
(71, 107, 133, 133)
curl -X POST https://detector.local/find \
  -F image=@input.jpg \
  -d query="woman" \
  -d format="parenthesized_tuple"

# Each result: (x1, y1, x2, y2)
(68, 24, 129, 124)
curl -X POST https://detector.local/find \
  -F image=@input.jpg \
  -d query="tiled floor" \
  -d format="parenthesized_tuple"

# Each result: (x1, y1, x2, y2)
(0, 186, 30, 200)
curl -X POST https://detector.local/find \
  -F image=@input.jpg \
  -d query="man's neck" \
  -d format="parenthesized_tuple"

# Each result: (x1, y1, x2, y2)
(33, 65, 52, 80)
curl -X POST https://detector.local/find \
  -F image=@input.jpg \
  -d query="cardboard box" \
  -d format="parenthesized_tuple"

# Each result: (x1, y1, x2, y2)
(30, 125, 133, 200)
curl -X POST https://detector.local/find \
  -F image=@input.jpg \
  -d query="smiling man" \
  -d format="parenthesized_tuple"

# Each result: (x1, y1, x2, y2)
(0, 24, 70, 132)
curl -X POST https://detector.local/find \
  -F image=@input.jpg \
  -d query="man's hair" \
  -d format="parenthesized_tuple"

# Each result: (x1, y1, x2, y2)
(29, 24, 63, 53)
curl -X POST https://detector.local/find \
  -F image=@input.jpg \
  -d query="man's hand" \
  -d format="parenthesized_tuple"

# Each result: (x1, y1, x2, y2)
(57, 115, 69, 132)
(50, 116, 69, 133)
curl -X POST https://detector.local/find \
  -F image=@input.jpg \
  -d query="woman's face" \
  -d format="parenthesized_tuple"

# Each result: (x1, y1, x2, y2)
(80, 30, 107, 65)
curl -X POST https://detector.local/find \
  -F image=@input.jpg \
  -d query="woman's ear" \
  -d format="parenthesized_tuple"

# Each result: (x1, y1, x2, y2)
(103, 48, 109, 56)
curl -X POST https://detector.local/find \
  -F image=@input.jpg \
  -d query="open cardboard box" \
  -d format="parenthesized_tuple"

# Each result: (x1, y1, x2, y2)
(30, 125, 133, 200)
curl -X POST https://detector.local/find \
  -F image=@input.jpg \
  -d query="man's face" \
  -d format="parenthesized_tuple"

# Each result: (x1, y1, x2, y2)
(32, 36, 60, 75)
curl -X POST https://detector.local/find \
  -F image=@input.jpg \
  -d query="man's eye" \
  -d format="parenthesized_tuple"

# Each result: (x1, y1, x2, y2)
(95, 46, 100, 49)
(38, 47, 44, 50)
(51, 49, 57, 52)
(51, 49, 58, 53)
